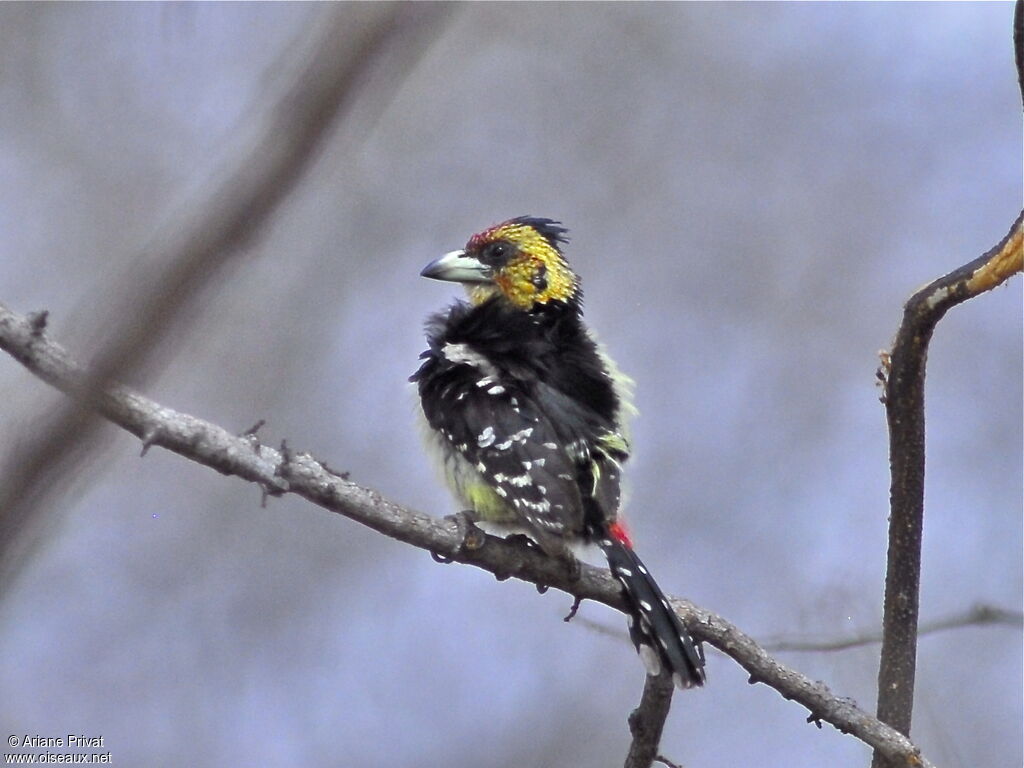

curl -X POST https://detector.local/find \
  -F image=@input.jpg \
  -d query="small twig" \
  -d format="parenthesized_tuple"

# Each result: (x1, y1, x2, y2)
(654, 756, 683, 768)
(763, 603, 1023, 653)
(241, 419, 266, 437)
(873, 211, 1022, 766)
(625, 674, 675, 768)
(564, 595, 583, 622)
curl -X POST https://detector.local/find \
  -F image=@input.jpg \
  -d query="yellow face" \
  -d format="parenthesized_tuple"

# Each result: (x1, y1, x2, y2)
(466, 221, 579, 309)
(420, 217, 581, 309)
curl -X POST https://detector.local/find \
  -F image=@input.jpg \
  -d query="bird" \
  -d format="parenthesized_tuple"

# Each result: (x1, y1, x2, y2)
(411, 216, 705, 689)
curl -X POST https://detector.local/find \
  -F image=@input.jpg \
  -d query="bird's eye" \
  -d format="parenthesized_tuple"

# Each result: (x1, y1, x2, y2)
(481, 242, 511, 266)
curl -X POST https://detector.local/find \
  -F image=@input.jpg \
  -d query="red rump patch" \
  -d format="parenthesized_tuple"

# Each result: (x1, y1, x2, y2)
(608, 521, 633, 549)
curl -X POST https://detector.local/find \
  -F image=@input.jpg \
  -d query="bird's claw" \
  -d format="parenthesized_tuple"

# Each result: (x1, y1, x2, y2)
(445, 510, 486, 553)
(505, 533, 539, 550)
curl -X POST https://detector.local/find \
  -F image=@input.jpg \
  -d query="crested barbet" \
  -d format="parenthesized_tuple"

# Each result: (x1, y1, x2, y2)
(411, 216, 705, 689)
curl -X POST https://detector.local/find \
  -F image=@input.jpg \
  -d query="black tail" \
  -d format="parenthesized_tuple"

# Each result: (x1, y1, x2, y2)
(597, 534, 705, 689)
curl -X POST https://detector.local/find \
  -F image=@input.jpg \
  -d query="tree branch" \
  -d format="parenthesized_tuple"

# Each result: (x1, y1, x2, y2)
(0, 301, 936, 768)
(1014, 0, 1023, 108)
(871, 210, 1022, 766)
(625, 675, 675, 768)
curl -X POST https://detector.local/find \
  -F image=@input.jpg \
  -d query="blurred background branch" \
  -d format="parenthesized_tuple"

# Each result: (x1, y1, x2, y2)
(0, 3, 455, 586)
(578, 602, 1024, 655)
(763, 603, 1024, 654)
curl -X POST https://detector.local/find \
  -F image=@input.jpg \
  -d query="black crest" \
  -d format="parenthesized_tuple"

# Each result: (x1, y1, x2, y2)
(509, 216, 570, 250)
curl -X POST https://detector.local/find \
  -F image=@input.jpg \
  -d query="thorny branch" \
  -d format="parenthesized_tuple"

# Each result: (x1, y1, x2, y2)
(0, 302, 935, 768)
(0, 3, 455, 582)
(871, 210, 1022, 768)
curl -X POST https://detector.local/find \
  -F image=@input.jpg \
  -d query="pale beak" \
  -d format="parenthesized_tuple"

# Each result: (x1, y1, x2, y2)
(420, 250, 492, 284)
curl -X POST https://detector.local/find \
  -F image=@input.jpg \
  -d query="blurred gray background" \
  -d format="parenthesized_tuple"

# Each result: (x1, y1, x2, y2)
(0, 3, 1020, 766)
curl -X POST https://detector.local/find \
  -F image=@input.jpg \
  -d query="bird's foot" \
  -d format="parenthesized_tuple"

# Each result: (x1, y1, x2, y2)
(444, 510, 486, 552)
(504, 532, 539, 550)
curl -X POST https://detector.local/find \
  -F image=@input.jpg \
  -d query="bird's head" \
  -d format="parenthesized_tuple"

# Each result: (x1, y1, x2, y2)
(421, 217, 580, 310)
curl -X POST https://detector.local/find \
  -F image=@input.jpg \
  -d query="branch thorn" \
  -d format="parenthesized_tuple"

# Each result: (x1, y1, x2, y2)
(564, 595, 583, 622)
(139, 426, 161, 457)
(28, 310, 49, 337)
